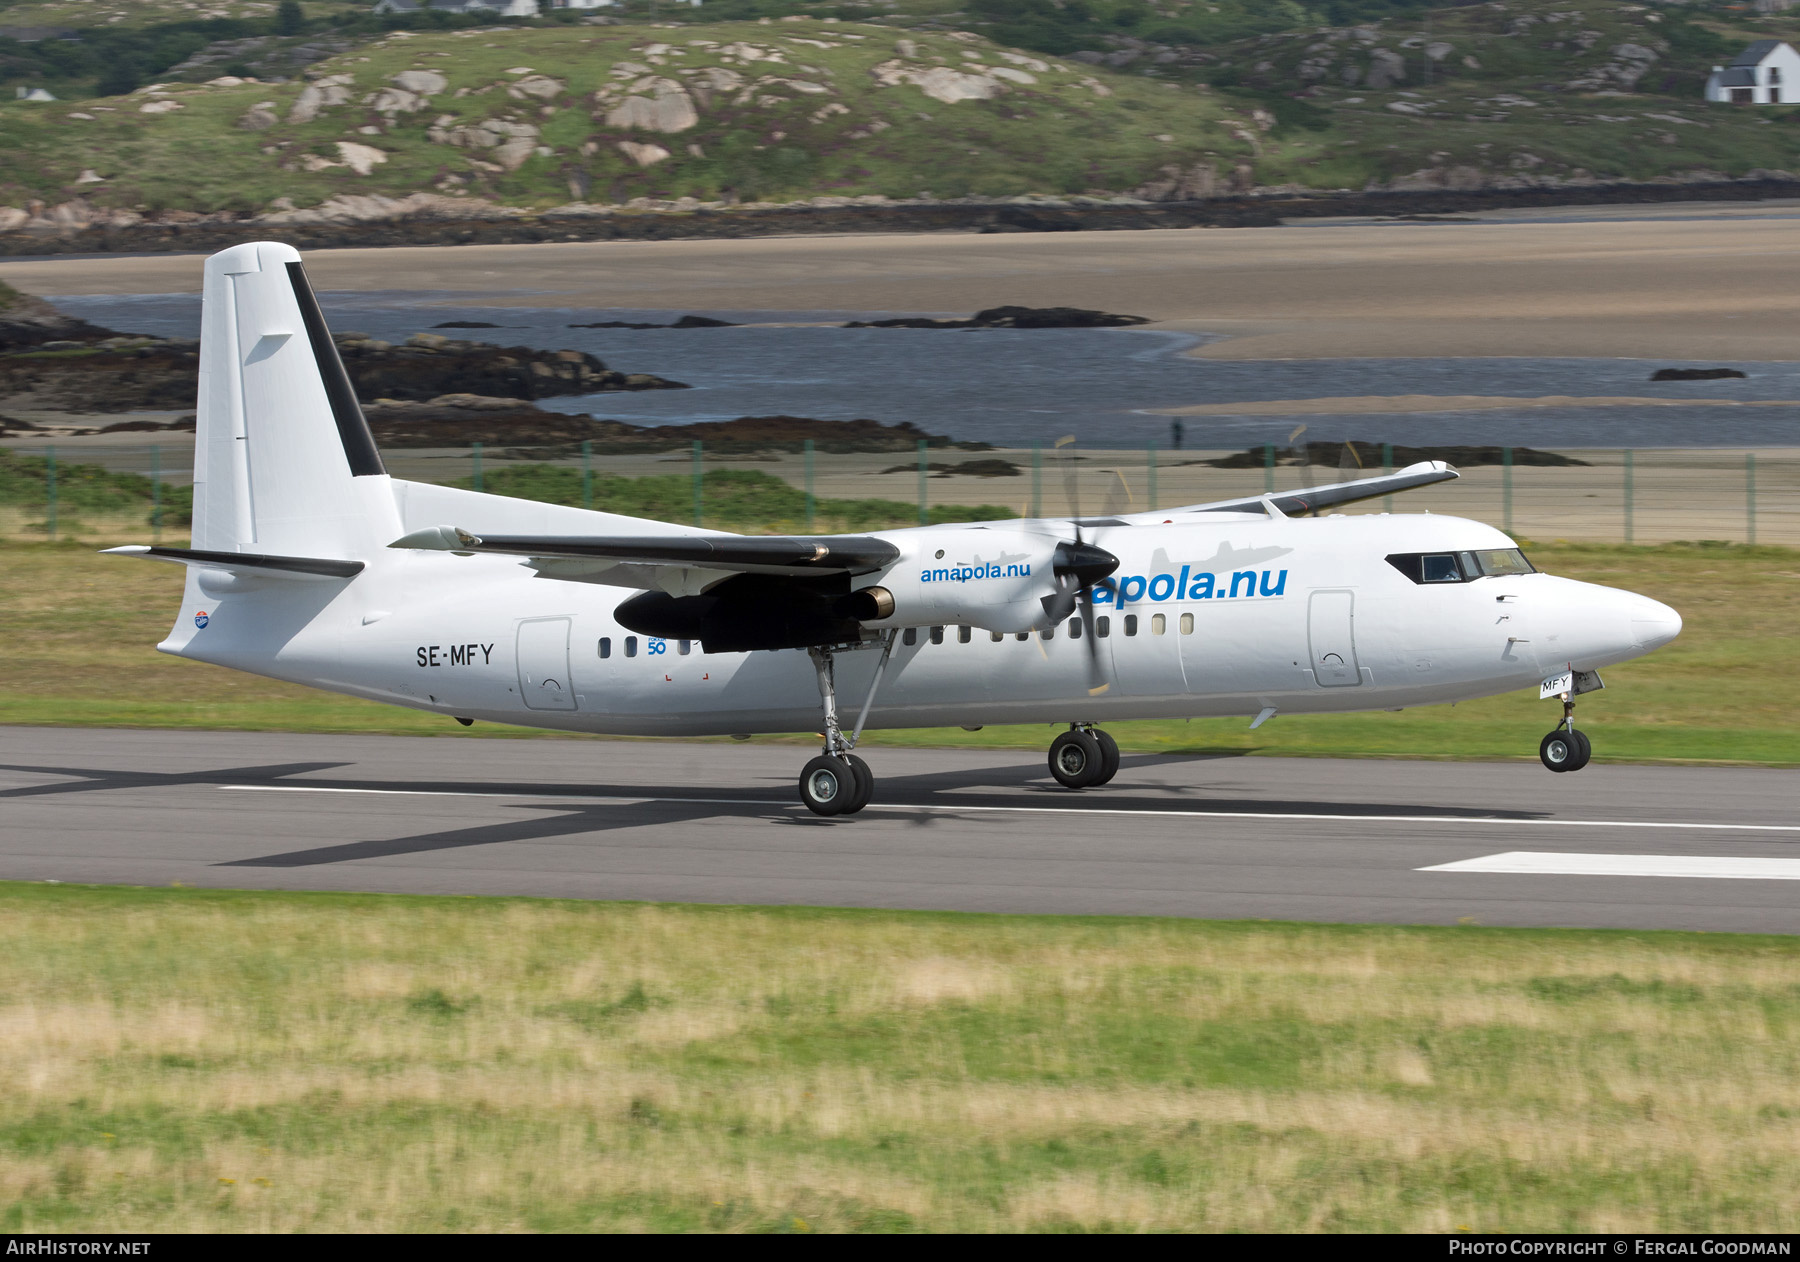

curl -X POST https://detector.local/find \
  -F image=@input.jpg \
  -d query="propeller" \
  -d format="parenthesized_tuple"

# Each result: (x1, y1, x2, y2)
(1042, 437, 1120, 696)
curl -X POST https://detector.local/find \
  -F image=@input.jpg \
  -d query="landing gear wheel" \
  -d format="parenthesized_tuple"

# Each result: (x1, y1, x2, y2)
(1049, 729, 1105, 789)
(1564, 729, 1592, 772)
(842, 753, 875, 814)
(1539, 728, 1591, 773)
(1092, 729, 1121, 786)
(800, 754, 855, 815)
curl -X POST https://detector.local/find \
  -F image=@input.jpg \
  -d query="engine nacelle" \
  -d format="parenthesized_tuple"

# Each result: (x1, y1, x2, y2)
(851, 528, 1066, 634)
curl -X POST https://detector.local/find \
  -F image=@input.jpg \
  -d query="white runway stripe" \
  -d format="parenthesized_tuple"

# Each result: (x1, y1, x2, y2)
(1420, 851, 1800, 880)
(221, 785, 1800, 834)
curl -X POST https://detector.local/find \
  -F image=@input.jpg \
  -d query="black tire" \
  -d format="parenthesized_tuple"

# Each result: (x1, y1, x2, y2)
(842, 753, 875, 814)
(1092, 729, 1121, 786)
(1563, 730, 1592, 772)
(1049, 729, 1104, 789)
(799, 754, 854, 816)
(1539, 729, 1582, 773)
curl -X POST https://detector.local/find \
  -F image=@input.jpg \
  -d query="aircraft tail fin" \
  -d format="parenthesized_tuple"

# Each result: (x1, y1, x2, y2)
(191, 241, 400, 558)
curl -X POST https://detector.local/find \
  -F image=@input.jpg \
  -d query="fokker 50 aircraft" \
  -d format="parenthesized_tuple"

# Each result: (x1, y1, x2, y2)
(109, 243, 1683, 815)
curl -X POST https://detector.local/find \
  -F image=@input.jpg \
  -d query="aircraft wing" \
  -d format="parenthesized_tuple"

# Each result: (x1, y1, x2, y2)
(389, 525, 899, 592)
(1127, 460, 1459, 521)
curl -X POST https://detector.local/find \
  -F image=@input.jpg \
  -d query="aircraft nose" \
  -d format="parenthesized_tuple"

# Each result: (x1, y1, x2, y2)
(1629, 597, 1683, 651)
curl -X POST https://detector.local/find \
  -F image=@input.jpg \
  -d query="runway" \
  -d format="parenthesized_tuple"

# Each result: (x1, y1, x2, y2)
(2, 727, 1796, 933)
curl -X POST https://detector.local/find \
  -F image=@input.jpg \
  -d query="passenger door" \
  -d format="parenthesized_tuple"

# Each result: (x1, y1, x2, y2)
(516, 617, 577, 711)
(1307, 590, 1363, 687)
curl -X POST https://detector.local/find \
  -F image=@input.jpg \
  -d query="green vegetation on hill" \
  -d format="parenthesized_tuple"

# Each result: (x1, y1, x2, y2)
(461, 463, 1014, 532)
(0, 19, 1260, 211)
(3, 882, 1797, 1231)
(2, 1, 1797, 210)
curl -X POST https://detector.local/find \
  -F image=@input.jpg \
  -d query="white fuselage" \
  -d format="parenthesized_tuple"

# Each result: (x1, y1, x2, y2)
(159, 504, 1681, 737)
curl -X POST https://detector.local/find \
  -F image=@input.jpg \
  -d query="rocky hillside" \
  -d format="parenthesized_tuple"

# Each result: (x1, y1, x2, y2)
(2, 2, 1797, 230)
(1186, 0, 1800, 194)
(0, 18, 1261, 220)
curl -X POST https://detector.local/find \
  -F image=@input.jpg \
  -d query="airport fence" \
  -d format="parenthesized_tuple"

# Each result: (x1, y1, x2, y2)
(0, 438, 1794, 549)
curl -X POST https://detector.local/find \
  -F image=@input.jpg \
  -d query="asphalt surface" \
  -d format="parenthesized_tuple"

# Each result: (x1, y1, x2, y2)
(1, 727, 1796, 933)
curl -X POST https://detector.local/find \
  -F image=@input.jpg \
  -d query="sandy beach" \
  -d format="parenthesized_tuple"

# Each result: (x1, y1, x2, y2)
(8, 204, 1800, 362)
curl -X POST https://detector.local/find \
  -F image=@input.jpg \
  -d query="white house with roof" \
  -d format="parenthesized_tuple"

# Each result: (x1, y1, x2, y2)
(1706, 39, 1800, 103)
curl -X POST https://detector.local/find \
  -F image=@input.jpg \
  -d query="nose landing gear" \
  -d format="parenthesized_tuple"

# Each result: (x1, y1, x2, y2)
(1049, 723, 1121, 789)
(1539, 694, 1593, 773)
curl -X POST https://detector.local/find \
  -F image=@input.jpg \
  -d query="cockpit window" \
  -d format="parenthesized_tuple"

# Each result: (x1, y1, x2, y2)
(1421, 554, 1460, 583)
(1386, 548, 1535, 585)
(1470, 548, 1535, 577)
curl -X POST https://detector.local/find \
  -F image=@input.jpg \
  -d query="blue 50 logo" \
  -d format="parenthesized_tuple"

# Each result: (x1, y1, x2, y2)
(647, 638, 667, 656)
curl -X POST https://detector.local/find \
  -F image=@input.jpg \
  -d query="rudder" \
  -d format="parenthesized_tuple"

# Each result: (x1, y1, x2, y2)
(192, 241, 399, 558)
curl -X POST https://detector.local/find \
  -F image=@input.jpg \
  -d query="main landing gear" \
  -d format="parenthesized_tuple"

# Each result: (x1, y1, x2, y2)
(1048, 723, 1120, 790)
(797, 637, 896, 817)
(1539, 692, 1593, 773)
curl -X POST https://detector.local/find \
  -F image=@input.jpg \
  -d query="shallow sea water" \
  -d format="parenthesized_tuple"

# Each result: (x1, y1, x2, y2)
(53, 291, 1800, 450)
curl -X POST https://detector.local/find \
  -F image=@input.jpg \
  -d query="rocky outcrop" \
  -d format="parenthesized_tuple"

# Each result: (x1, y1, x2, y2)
(0, 281, 121, 351)
(568, 315, 736, 329)
(335, 332, 686, 402)
(1206, 442, 1590, 469)
(846, 306, 1149, 330)
(364, 397, 968, 453)
(1650, 367, 1747, 381)
(0, 322, 684, 413)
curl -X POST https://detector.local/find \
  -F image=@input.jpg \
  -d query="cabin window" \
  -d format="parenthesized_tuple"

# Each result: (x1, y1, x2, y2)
(1042, 624, 1054, 640)
(598, 637, 611, 659)
(1124, 614, 1139, 637)
(903, 628, 917, 647)
(1068, 617, 1083, 641)
(930, 625, 944, 645)
(1180, 612, 1195, 635)
(678, 639, 692, 656)
(1097, 616, 1110, 638)
(625, 636, 638, 658)
(990, 630, 1004, 643)
(1151, 613, 1166, 636)
(958, 625, 972, 644)
(1015, 632, 1029, 641)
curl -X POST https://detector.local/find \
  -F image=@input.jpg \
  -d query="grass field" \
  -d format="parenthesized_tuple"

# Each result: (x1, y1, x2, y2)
(2, 882, 1796, 1232)
(3, 538, 1794, 766)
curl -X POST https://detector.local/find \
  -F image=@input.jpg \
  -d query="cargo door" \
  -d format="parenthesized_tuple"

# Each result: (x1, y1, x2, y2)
(516, 617, 577, 711)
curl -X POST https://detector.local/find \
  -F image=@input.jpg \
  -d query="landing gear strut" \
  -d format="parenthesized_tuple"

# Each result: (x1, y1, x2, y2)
(1539, 693, 1592, 773)
(797, 637, 893, 817)
(1049, 723, 1120, 789)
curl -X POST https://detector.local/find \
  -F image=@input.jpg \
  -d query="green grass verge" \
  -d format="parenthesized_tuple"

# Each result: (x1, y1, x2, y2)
(2, 538, 1792, 766)
(2, 881, 1796, 1231)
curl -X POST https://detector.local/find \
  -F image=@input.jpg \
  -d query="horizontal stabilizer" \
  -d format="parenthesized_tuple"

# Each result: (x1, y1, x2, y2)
(389, 526, 899, 576)
(1144, 461, 1460, 521)
(103, 545, 364, 579)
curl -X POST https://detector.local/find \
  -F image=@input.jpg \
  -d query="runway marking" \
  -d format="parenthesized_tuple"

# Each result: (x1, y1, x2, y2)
(1421, 851, 1800, 880)
(221, 785, 1800, 834)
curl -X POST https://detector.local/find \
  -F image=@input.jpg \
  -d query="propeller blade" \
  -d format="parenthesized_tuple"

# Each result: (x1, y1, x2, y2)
(1056, 435, 1080, 524)
(1099, 468, 1132, 518)
(1076, 588, 1109, 696)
